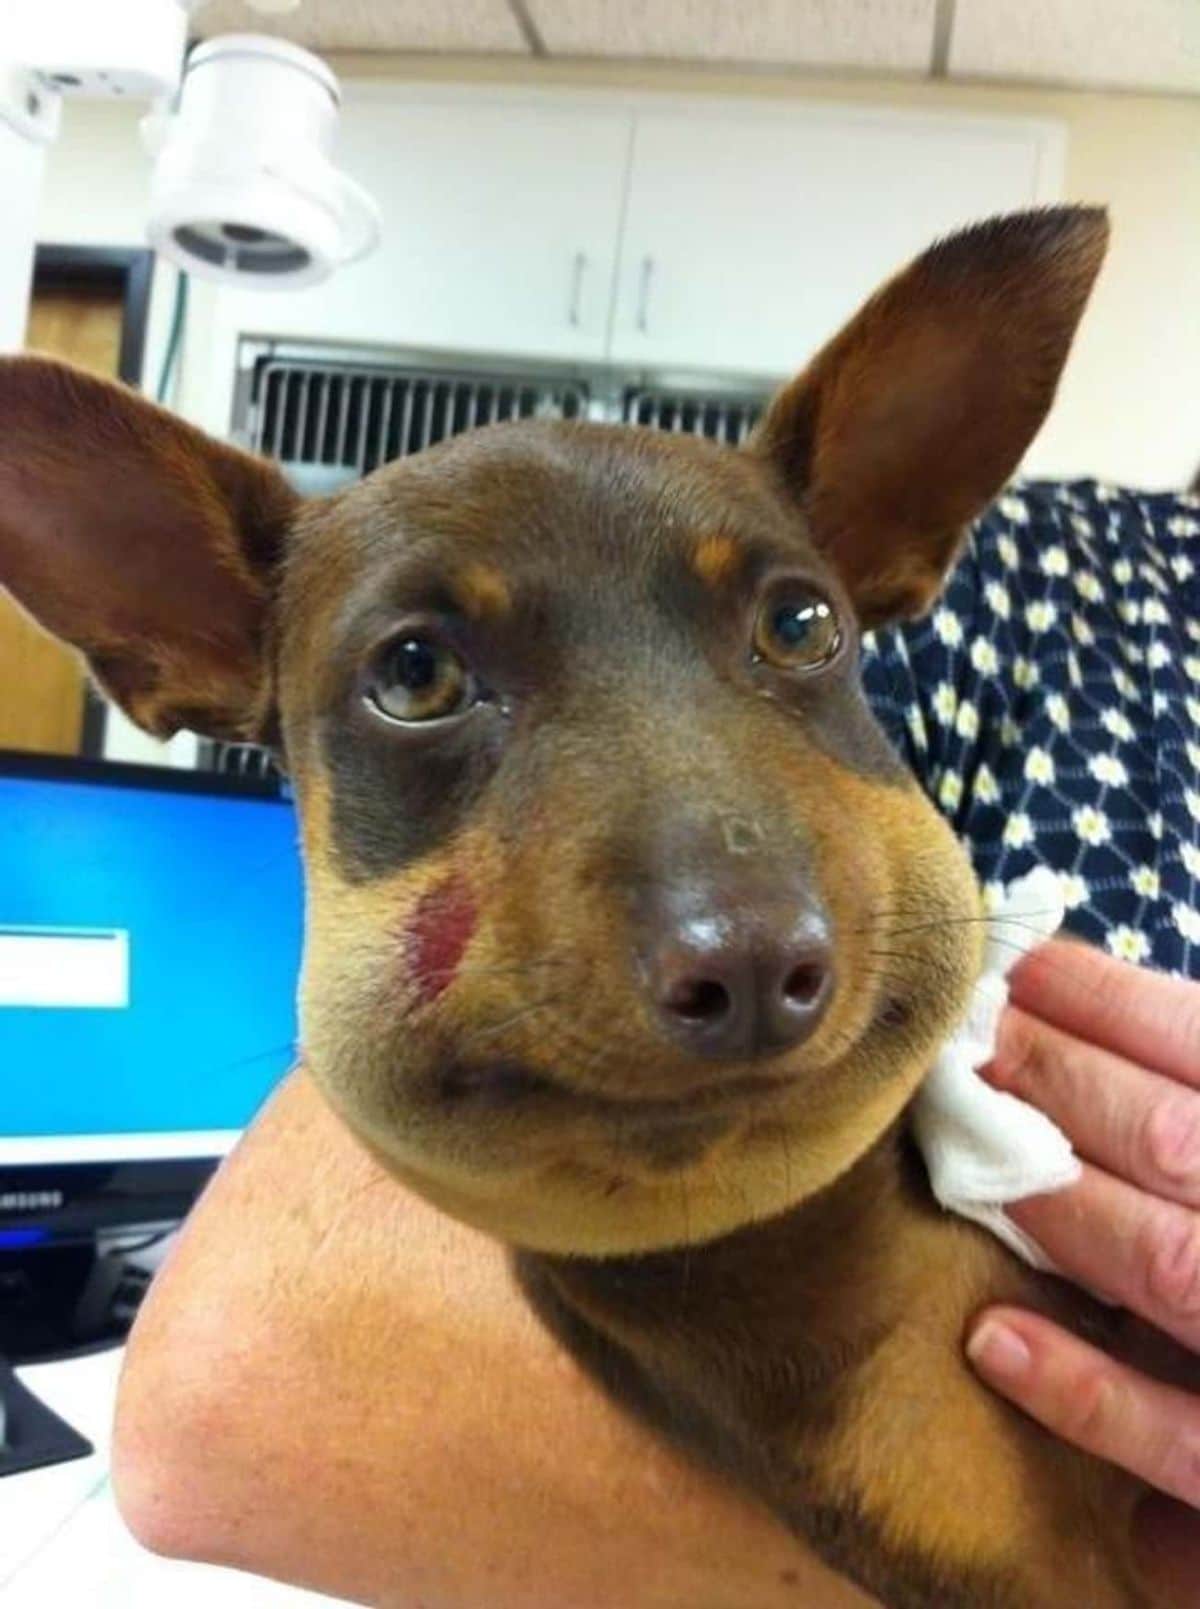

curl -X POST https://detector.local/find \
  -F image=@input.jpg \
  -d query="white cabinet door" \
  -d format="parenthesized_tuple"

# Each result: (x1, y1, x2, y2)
(210, 90, 632, 368)
(609, 104, 1064, 378)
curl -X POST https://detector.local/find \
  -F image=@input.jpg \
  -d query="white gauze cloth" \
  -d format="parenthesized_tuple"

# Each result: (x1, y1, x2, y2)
(911, 865, 1080, 1272)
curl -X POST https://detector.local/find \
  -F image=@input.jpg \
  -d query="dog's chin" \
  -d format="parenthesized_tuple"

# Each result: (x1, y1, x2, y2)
(433, 1057, 795, 1119)
(330, 1021, 940, 1258)
(431, 1057, 800, 1174)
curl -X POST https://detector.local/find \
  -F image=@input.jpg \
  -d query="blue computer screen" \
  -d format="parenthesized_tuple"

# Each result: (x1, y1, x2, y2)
(0, 766, 303, 1142)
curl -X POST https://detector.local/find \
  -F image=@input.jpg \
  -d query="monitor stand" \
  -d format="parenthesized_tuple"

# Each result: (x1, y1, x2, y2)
(0, 1356, 93, 1476)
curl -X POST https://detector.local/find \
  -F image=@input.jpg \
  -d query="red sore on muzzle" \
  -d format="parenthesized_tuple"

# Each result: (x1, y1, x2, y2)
(404, 874, 478, 1005)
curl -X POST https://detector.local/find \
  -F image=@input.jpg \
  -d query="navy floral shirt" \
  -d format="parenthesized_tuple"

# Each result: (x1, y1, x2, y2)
(861, 480, 1200, 977)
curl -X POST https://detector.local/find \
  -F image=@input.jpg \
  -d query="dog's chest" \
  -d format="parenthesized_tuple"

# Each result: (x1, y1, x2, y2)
(516, 1141, 1149, 1608)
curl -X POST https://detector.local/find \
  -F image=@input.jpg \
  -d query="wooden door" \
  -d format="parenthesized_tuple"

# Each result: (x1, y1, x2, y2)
(0, 282, 124, 755)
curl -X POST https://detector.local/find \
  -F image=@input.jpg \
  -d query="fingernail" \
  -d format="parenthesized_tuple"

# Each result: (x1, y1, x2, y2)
(967, 1321, 1032, 1381)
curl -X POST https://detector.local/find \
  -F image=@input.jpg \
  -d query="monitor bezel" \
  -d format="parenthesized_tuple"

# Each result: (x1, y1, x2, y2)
(0, 747, 296, 1177)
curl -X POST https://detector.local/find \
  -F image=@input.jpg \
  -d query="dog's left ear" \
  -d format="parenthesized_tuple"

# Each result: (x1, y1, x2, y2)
(0, 357, 300, 742)
(750, 206, 1108, 628)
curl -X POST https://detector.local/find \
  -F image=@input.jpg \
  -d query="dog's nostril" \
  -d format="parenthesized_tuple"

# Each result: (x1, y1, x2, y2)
(783, 962, 828, 1007)
(664, 977, 732, 1023)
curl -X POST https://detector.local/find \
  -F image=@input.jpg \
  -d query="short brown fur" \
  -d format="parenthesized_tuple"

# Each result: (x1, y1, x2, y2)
(4, 208, 1188, 1606)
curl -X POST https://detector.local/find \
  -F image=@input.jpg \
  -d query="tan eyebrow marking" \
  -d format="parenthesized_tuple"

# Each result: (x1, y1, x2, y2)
(452, 562, 512, 620)
(692, 533, 741, 586)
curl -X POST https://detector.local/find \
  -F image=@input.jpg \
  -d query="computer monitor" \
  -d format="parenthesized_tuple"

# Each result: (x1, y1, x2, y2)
(0, 749, 303, 1365)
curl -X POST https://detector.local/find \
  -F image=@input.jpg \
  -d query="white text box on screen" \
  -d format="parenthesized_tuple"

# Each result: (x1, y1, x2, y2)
(0, 928, 129, 1009)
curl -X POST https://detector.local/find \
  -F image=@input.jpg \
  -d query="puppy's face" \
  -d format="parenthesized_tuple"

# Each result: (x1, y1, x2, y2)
(0, 208, 1108, 1254)
(281, 423, 979, 1253)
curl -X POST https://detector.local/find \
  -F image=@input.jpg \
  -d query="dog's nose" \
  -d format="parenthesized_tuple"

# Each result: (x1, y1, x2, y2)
(643, 903, 834, 1061)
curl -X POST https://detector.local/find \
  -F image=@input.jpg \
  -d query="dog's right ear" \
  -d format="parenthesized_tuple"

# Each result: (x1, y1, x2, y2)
(0, 357, 299, 742)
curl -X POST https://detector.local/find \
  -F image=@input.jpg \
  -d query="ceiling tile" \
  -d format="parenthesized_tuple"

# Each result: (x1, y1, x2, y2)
(951, 0, 1200, 95)
(525, 0, 937, 70)
(195, 0, 529, 55)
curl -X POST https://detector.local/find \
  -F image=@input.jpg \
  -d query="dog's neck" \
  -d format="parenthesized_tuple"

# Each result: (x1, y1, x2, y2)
(515, 1122, 1076, 1607)
(516, 1119, 977, 1472)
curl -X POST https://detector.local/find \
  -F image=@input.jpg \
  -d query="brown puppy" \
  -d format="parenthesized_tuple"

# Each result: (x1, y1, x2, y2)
(2, 208, 1185, 1605)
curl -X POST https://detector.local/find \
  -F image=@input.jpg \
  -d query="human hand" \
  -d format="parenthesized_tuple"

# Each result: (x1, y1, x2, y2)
(965, 939, 1200, 1599)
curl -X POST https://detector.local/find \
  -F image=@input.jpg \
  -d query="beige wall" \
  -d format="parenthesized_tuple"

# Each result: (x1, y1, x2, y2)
(36, 58, 1200, 489)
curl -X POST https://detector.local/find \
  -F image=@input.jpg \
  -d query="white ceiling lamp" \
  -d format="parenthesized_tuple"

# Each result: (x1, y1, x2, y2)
(142, 30, 380, 288)
(0, 0, 380, 302)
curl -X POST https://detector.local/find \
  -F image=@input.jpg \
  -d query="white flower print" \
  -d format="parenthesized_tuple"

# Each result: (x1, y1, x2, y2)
(1000, 715, 1021, 747)
(984, 581, 1011, 619)
(1168, 515, 1200, 538)
(970, 637, 1000, 676)
(1071, 613, 1095, 646)
(932, 682, 957, 725)
(1186, 790, 1200, 823)
(974, 765, 1000, 805)
(1113, 668, 1137, 699)
(1101, 707, 1134, 742)
(1068, 651, 1083, 687)
(999, 495, 1029, 525)
(1148, 641, 1173, 670)
(1025, 600, 1058, 634)
(1045, 693, 1070, 731)
(938, 771, 962, 811)
(1108, 926, 1150, 963)
(1040, 545, 1069, 577)
(955, 701, 979, 740)
(1149, 811, 1164, 841)
(1013, 656, 1039, 690)
(1073, 569, 1104, 603)
(1143, 597, 1169, 625)
(1024, 747, 1056, 785)
(1187, 697, 1200, 728)
(997, 533, 1020, 571)
(1113, 557, 1133, 585)
(1130, 865, 1160, 898)
(1172, 556, 1195, 583)
(1072, 805, 1111, 846)
(934, 608, 963, 647)
(1187, 619, 1200, 644)
(1186, 657, 1200, 683)
(1187, 740, 1200, 770)
(1117, 598, 1142, 626)
(1172, 903, 1200, 944)
(905, 704, 929, 752)
(1089, 753, 1129, 787)
(1057, 872, 1089, 909)
(1003, 812, 1034, 848)
(1182, 842, 1200, 877)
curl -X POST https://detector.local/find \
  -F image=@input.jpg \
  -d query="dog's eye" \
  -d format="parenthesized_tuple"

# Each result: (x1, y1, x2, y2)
(367, 635, 474, 724)
(753, 592, 841, 670)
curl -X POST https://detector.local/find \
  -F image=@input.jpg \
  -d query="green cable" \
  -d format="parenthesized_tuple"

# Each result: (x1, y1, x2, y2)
(155, 270, 189, 404)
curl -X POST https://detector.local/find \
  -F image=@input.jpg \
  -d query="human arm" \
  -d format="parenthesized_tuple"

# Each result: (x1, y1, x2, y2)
(111, 1069, 870, 1609)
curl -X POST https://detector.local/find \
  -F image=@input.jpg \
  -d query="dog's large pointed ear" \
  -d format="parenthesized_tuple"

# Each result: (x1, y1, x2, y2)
(0, 357, 300, 741)
(750, 207, 1108, 629)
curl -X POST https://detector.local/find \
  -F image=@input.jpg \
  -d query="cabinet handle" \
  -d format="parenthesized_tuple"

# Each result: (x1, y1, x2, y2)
(567, 251, 587, 328)
(636, 255, 655, 334)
